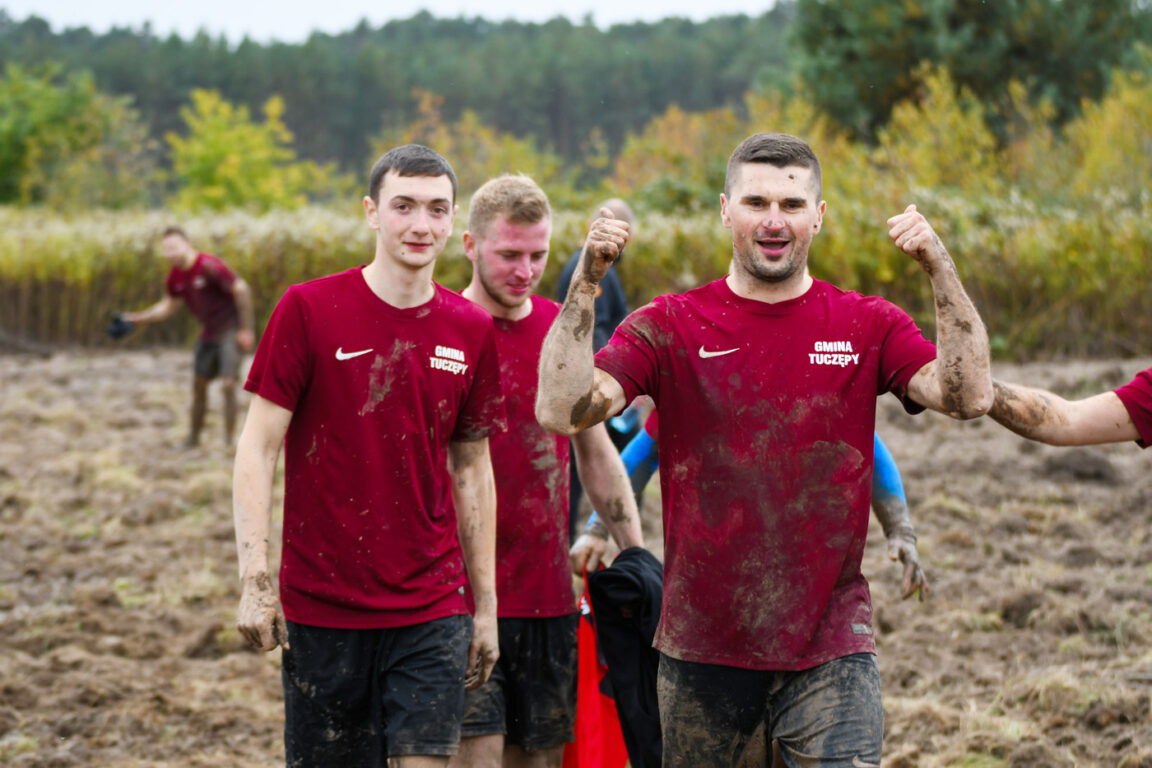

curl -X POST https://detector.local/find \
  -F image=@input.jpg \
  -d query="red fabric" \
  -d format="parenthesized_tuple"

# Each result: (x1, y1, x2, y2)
(165, 253, 239, 341)
(595, 277, 937, 670)
(245, 269, 506, 629)
(488, 296, 573, 616)
(1115, 366, 1152, 448)
(563, 589, 629, 768)
(643, 409, 659, 441)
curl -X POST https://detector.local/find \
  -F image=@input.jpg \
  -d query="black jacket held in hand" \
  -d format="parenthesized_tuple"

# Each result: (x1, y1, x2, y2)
(587, 547, 664, 768)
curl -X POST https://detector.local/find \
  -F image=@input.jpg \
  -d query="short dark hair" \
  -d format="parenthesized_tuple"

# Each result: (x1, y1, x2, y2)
(161, 225, 189, 241)
(725, 133, 822, 200)
(368, 144, 458, 205)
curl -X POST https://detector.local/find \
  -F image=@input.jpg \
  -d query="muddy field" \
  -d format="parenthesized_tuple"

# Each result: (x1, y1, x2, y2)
(2, 348, 1152, 766)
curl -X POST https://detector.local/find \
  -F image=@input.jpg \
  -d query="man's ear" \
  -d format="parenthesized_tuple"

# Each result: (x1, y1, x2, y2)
(363, 196, 379, 230)
(462, 231, 478, 263)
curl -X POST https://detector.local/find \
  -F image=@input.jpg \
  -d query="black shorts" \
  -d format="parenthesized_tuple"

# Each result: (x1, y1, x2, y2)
(282, 615, 472, 767)
(460, 614, 578, 751)
(192, 333, 240, 380)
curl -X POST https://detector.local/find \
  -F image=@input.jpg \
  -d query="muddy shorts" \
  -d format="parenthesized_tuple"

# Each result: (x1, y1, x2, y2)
(192, 333, 240, 380)
(282, 615, 472, 767)
(460, 614, 578, 751)
(658, 652, 883, 768)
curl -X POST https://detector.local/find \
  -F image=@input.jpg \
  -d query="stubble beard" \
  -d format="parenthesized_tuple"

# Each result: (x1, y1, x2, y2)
(736, 242, 804, 286)
(478, 266, 529, 310)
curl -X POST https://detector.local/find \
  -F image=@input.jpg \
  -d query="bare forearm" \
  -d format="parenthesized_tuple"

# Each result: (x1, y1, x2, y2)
(451, 440, 497, 615)
(536, 276, 603, 434)
(125, 296, 178, 325)
(988, 380, 1139, 446)
(538, 213, 631, 434)
(927, 255, 993, 419)
(232, 436, 277, 583)
(234, 280, 255, 333)
(575, 431, 644, 550)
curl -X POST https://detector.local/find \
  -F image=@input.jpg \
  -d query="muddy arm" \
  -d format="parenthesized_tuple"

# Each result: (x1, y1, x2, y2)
(232, 395, 292, 651)
(989, 380, 1139, 446)
(871, 434, 927, 601)
(889, 205, 993, 420)
(570, 423, 645, 572)
(536, 211, 630, 435)
(449, 437, 498, 689)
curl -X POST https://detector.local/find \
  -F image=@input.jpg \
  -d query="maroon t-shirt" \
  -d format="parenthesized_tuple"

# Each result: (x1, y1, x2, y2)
(245, 269, 506, 629)
(1115, 367, 1152, 447)
(166, 253, 239, 342)
(488, 295, 574, 617)
(595, 277, 937, 671)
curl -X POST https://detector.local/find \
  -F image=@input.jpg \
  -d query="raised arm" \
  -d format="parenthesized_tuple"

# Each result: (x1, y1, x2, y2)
(448, 437, 499, 689)
(231, 277, 256, 352)
(889, 205, 993, 420)
(536, 210, 630, 435)
(233, 394, 293, 651)
(989, 380, 1138, 446)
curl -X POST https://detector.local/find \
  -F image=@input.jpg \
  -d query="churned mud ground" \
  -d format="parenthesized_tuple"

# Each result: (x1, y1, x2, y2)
(2, 349, 1151, 766)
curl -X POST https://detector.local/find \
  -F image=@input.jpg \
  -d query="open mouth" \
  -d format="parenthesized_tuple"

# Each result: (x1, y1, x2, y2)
(757, 237, 790, 256)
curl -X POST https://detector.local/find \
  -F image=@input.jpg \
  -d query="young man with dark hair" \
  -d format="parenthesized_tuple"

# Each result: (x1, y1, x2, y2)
(537, 132, 993, 766)
(122, 226, 254, 447)
(451, 174, 643, 768)
(233, 144, 506, 767)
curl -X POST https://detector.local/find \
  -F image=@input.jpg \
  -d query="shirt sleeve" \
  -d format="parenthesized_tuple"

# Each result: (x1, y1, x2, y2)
(244, 287, 310, 412)
(1114, 367, 1152, 448)
(873, 298, 938, 413)
(452, 319, 507, 442)
(204, 255, 238, 292)
(594, 300, 664, 408)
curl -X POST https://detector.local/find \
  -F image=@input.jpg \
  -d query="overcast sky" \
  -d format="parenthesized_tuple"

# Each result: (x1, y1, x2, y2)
(4, 0, 774, 43)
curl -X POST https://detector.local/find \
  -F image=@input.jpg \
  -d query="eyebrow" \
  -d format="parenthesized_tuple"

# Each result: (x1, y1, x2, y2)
(740, 194, 808, 206)
(390, 194, 452, 205)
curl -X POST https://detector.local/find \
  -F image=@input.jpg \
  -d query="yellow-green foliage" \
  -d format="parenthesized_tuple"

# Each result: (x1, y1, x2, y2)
(373, 90, 575, 208)
(167, 90, 354, 212)
(4, 64, 1152, 357)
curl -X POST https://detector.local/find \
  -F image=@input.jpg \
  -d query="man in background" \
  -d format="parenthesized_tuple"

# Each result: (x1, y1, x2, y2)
(453, 174, 644, 768)
(121, 226, 254, 448)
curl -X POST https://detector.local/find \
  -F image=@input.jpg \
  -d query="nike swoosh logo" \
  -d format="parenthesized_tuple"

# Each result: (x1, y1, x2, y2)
(698, 346, 740, 359)
(335, 347, 373, 361)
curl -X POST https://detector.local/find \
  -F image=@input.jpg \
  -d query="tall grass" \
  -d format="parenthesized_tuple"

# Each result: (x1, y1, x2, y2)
(1, 195, 1150, 357)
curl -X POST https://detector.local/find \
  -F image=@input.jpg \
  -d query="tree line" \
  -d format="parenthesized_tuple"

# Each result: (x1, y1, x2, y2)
(1, 0, 1150, 212)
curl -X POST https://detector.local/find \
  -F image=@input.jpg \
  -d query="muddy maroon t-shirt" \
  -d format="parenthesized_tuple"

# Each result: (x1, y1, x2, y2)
(595, 277, 937, 671)
(487, 295, 574, 617)
(166, 253, 239, 342)
(246, 269, 506, 629)
(1115, 367, 1152, 447)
